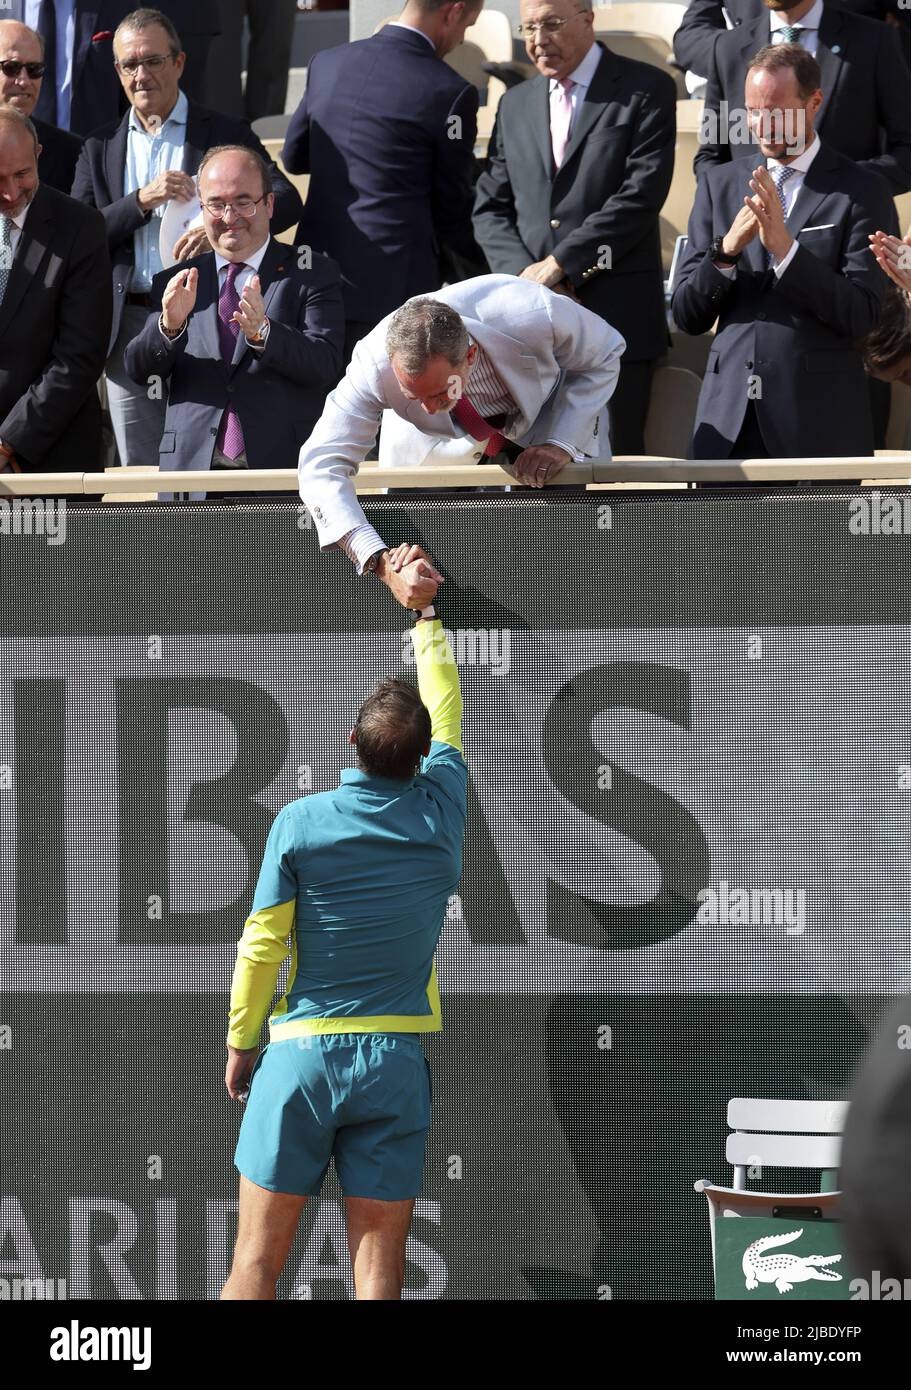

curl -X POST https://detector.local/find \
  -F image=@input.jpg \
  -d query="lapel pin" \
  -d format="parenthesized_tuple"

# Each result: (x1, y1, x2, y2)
(831, 44, 841, 53)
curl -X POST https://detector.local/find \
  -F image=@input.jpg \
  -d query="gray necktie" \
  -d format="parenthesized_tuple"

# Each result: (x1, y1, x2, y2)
(0, 216, 14, 305)
(777, 24, 804, 43)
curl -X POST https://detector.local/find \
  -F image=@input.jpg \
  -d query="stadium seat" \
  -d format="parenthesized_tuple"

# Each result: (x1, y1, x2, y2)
(694, 1097, 847, 1296)
(593, 2, 689, 99)
(644, 364, 702, 456)
(660, 100, 701, 268)
(444, 9, 514, 112)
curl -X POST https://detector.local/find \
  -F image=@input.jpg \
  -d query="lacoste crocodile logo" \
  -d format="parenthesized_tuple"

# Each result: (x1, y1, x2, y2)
(742, 1228, 842, 1294)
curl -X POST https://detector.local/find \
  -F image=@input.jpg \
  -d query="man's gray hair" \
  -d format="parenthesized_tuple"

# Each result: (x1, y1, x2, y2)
(114, 7, 182, 55)
(0, 104, 39, 155)
(385, 298, 469, 373)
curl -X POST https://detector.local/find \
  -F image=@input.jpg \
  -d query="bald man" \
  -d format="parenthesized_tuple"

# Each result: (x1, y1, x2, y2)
(0, 19, 82, 193)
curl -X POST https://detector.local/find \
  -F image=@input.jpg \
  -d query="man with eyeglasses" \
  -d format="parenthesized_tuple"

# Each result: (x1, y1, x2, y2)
(72, 6, 302, 470)
(122, 144, 343, 501)
(0, 19, 82, 193)
(473, 0, 675, 455)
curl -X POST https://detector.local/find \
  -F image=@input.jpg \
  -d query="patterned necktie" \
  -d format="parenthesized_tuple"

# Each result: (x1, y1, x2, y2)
(215, 261, 245, 460)
(767, 165, 797, 265)
(551, 78, 575, 170)
(452, 394, 509, 457)
(0, 215, 13, 306)
(777, 24, 804, 44)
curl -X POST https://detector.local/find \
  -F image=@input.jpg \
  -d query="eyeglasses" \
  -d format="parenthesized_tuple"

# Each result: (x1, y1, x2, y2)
(115, 53, 177, 75)
(0, 60, 46, 79)
(200, 195, 267, 219)
(516, 12, 587, 36)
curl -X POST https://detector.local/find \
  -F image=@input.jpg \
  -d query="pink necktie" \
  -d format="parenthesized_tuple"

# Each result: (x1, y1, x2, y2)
(215, 261, 245, 460)
(551, 78, 575, 170)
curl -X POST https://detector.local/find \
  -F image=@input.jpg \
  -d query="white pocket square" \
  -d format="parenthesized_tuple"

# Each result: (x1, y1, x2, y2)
(800, 224, 836, 233)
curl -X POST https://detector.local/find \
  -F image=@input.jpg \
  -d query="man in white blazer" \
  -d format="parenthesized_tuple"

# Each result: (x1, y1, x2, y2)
(297, 273, 625, 609)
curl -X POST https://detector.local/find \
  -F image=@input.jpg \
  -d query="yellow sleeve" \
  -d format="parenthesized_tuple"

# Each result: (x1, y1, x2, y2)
(226, 901, 296, 1050)
(412, 618, 463, 753)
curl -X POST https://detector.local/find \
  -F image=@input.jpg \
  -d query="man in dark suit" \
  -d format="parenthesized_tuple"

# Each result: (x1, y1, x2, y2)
(0, 108, 111, 473)
(282, 0, 484, 366)
(693, 0, 911, 194)
(7, 2, 219, 136)
(674, 0, 911, 86)
(0, 19, 82, 192)
(123, 145, 343, 500)
(72, 7, 302, 466)
(840, 997, 911, 1285)
(473, 0, 675, 455)
(671, 44, 896, 458)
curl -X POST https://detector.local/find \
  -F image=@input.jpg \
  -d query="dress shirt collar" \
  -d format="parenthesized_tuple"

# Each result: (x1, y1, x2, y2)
(386, 21, 437, 51)
(128, 87, 188, 135)
(548, 39, 602, 94)
(767, 130, 821, 175)
(214, 236, 271, 277)
(5, 199, 33, 232)
(769, 0, 824, 33)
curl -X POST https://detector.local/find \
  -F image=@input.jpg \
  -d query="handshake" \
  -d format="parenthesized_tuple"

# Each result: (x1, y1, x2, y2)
(374, 542, 443, 610)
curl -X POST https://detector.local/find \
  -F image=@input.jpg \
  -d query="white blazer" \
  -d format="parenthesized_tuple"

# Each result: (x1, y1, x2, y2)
(297, 274, 626, 549)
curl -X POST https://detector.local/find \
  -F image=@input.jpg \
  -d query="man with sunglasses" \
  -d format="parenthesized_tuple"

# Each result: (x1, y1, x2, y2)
(72, 7, 302, 469)
(122, 144, 343, 501)
(0, 19, 82, 193)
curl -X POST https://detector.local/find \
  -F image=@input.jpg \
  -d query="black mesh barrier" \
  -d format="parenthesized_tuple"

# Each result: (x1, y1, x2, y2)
(0, 490, 909, 1300)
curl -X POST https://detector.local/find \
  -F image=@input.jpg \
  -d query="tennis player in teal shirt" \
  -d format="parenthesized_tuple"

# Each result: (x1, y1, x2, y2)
(222, 556, 465, 1300)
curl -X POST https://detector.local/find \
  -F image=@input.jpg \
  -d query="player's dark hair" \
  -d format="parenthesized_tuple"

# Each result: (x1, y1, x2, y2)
(861, 285, 911, 375)
(354, 678, 432, 780)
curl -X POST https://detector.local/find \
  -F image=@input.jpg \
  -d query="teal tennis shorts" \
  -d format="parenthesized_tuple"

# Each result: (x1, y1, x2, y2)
(234, 1033, 433, 1200)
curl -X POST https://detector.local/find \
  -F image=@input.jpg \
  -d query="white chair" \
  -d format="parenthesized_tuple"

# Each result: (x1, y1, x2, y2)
(445, 9, 514, 113)
(593, 2, 688, 98)
(694, 1097, 847, 1283)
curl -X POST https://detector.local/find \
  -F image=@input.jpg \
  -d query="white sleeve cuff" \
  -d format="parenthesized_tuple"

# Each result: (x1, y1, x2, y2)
(544, 439, 584, 462)
(338, 522, 388, 574)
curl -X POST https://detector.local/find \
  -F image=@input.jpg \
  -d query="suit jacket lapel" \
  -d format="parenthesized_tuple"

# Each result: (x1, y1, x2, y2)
(183, 101, 211, 170)
(533, 75, 553, 180)
(106, 111, 130, 200)
(815, 9, 846, 133)
(556, 43, 618, 178)
(783, 141, 838, 239)
(193, 255, 222, 363)
(0, 187, 51, 338)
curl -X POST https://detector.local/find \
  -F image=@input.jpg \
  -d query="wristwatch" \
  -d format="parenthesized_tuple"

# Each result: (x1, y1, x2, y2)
(709, 236, 740, 267)
(414, 604, 437, 622)
(363, 547, 387, 575)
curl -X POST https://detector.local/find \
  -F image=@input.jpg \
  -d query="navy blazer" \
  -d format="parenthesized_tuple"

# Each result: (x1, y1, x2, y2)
(71, 99, 303, 353)
(673, 0, 911, 81)
(671, 141, 897, 457)
(282, 24, 482, 324)
(473, 43, 676, 362)
(0, 185, 111, 470)
(695, 6, 911, 194)
(122, 237, 344, 476)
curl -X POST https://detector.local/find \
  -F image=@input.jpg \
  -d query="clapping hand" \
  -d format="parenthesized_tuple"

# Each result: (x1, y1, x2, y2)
(745, 166, 793, 263)
(233, 274, 266, 339)
(161, 266, 198, 332)
(868, 228, 911, 295)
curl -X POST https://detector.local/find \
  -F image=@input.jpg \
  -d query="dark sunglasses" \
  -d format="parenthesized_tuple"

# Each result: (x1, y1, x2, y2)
(0, 60, 46, 79)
